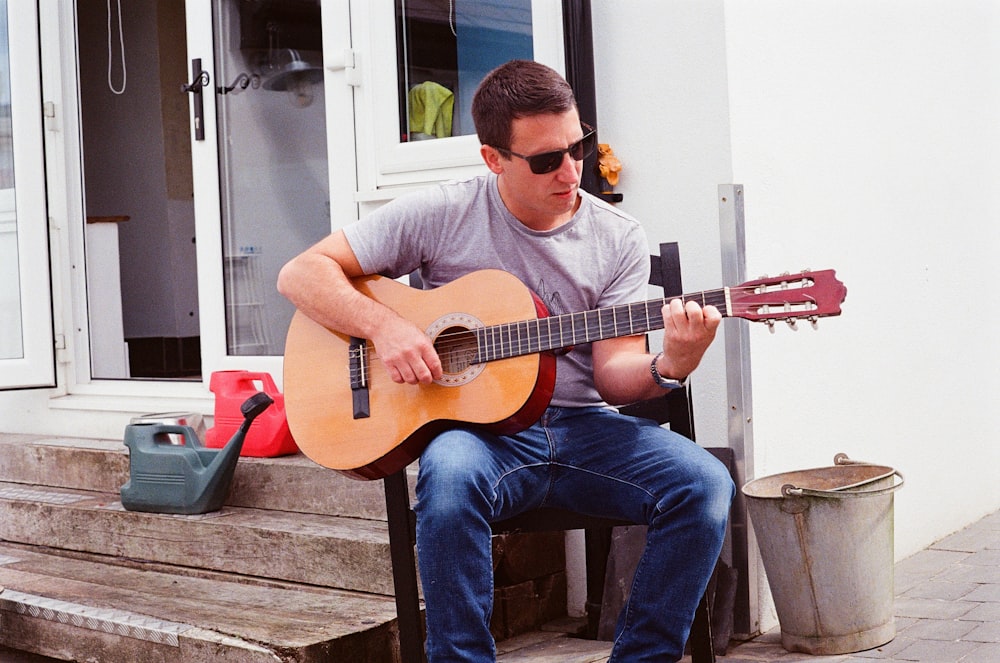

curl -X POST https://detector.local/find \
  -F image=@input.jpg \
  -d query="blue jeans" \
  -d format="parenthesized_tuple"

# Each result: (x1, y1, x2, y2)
(413, 406, 735, 662)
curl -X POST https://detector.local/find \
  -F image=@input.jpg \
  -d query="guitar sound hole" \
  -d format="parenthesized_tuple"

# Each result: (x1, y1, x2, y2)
(435, 326, 478, 375)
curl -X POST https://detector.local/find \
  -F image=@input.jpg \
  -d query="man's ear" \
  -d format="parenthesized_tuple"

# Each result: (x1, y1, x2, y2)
(481, 145, 505, 174)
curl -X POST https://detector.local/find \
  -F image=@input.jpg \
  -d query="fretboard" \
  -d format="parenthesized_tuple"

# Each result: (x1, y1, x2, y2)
(474, 288, 730, 363)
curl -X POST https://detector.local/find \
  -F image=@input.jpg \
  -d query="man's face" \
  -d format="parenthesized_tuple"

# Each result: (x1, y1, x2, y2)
(484, 109, 586, 231)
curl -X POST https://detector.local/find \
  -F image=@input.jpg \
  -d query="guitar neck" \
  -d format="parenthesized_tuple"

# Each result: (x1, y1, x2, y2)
(475, 288, 730, 363)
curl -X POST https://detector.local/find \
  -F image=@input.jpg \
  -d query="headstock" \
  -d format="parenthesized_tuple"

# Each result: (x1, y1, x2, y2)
(729, 270, 847, 331)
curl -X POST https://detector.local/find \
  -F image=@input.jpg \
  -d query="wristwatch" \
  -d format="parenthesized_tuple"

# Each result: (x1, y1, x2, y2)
(650, 352, 688, 389)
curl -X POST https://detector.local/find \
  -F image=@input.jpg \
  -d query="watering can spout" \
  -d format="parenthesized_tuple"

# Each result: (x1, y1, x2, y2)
(198, 392, 274, 507)
(238, 392, 275, 434)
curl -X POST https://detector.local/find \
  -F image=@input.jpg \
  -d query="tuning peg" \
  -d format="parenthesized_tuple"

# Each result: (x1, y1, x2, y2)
(786, 318, 798, 330)
(808, 316, 819, 330)
(766, 319, 776, 334)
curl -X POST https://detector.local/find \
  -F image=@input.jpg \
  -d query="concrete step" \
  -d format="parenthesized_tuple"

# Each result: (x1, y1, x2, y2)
(0, 542, 401, 662)
(0, 433, 413, 520)
(0, 481, 397, 595)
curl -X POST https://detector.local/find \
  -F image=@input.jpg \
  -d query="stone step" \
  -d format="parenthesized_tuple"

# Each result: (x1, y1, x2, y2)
(0, 542, 401, 662)
(0, 481, 396, 595)
(0, 433, 410, 520)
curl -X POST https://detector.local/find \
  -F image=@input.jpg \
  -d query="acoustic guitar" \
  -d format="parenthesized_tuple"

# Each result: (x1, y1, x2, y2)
(283, 268, 847, 480)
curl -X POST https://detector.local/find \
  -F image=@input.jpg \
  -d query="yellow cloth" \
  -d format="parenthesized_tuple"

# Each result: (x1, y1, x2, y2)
(408, 81, 455, 139)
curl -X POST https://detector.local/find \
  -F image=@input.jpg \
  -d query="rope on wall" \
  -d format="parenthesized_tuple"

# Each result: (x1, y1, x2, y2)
(107, 0, 126, 95)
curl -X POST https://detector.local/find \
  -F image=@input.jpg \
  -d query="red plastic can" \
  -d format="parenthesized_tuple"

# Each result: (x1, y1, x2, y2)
(204, 370, 298, 457)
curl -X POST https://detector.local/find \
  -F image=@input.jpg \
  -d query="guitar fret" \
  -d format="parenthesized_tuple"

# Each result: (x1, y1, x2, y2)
(491, 325, 501, 360)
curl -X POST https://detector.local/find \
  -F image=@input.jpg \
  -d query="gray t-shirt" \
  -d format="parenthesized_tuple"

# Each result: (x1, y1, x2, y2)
(343, 173, 650, 407)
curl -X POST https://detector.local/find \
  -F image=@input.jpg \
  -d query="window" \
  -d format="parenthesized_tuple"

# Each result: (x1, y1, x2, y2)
(395, 0, 533, 142)
(353, 0, 565, 194)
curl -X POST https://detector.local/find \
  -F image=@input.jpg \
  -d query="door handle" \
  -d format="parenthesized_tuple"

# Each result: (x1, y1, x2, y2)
(182, 58, 209, 141)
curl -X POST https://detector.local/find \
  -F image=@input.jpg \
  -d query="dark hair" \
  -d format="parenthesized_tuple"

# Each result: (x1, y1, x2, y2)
(471, 59, 578, 150)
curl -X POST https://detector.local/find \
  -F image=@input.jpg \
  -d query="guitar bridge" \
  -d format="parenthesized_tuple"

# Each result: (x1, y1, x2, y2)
(349, 337, 370, 419)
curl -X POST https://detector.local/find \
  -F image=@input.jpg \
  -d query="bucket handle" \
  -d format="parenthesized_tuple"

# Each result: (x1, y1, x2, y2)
(781, 453, 905, 498)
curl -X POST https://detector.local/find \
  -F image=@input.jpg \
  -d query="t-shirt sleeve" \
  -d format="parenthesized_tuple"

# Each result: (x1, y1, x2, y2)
(598, 222, 651, 309)
(341, 185, 447, 279)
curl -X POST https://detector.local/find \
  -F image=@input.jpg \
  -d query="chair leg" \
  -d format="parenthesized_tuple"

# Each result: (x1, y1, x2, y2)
(384, 470, 425, 663)
(689, 589, 716, 663)
(583, 527, 614, 639)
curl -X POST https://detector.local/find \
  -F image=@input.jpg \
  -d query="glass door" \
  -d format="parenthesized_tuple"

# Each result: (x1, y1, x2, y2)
(77, 0, 333, 384)
(0, 0, 55, 390)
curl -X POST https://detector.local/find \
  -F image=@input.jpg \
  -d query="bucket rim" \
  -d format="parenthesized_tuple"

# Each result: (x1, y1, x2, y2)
(741, 454, 904, 500)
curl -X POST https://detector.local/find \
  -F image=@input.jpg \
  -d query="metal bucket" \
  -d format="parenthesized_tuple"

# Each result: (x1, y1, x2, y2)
(742, 454, 904, 655)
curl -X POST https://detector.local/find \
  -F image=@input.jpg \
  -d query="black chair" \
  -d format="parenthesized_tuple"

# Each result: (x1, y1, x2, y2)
(384, 243, 723, 663)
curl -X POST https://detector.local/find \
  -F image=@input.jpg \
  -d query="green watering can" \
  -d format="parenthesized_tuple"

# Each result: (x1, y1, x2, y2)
(121, 392, 273, 514)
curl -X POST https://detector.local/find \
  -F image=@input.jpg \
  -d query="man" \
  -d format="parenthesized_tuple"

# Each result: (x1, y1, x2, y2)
(278, 59, 735, 662)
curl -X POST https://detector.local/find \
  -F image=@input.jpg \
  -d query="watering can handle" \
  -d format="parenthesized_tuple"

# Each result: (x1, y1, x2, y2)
(781, 469, 905, 499)
(147, 424, 201, 447)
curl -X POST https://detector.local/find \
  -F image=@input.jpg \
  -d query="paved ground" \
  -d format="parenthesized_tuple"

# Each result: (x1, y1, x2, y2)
(715, 508, 1000, 663)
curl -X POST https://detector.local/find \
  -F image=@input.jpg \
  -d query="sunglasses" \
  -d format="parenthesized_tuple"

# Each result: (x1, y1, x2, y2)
(496, 124, 597, 175)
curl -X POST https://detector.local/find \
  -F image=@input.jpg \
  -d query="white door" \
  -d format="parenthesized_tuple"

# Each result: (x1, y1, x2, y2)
(186, 0, 334, 383)
(75, 0, 335, 386)
(0, 0, 55, 390)
(71, 0, 558, 391)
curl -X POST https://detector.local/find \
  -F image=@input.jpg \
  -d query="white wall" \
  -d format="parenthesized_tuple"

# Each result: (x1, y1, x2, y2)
(590, 0, 735, 450)
(588, 0, 1000, 632)
(724, 0, 1000, 563)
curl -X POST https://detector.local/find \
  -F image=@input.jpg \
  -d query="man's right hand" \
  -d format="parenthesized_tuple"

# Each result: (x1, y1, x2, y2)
(372, 318, 443, 385)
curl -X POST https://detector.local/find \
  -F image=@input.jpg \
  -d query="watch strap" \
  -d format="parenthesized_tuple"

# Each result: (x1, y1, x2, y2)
(650, 352, 688, 389)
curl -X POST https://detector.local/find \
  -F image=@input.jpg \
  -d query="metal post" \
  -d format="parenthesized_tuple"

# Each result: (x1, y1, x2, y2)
(718, 184, 757, 636)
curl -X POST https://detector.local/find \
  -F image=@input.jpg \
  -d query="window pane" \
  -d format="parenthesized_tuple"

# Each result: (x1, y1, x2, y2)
(0, 0, 21, 361)
(396, 0, 533, 142)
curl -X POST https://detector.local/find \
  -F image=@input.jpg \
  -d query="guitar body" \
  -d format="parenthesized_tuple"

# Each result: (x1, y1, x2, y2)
(283, 270, 556, 480)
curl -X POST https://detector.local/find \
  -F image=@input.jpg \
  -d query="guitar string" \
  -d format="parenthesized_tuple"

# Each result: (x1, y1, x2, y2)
(345, 280, 831, 380)
(346, 288, 737, 379)
(344, 278, 830, 378)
